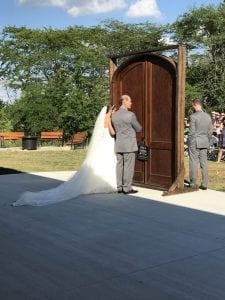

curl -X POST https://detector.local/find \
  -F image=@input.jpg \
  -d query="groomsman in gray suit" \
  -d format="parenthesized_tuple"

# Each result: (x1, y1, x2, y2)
(112, 95, 142, 194)
(188, 98, 212, 190)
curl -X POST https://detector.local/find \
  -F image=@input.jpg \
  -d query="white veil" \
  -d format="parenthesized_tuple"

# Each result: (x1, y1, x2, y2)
(13, 106, 117, 206)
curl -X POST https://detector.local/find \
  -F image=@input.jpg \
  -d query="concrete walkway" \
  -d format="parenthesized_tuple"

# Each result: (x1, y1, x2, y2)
(1, 171, 225, 300)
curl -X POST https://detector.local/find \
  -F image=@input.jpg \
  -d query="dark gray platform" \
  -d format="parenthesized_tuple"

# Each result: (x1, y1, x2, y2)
(1, 173, 225, 300)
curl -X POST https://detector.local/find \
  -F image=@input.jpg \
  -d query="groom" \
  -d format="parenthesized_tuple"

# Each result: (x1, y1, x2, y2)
(112, 95, 142, 194)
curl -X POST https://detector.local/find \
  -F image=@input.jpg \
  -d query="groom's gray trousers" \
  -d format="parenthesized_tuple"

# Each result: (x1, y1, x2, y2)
(116, 152, 136, 193)
(189, 146, 208, 187)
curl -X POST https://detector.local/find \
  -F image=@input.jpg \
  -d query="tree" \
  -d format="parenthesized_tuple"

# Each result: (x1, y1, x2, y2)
(170, 2, 225, 113)
(0, 100, 12, 131)
(98, 20, 165, 56)
(0, 26, 109, 134)
(0, 22, 165, 135)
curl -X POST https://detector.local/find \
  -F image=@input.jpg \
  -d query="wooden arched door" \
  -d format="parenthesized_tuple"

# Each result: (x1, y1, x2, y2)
(110, 53, 178, 190)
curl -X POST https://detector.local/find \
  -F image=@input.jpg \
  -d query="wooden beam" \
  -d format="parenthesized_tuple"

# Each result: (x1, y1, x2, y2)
(108, 44, 180, 59)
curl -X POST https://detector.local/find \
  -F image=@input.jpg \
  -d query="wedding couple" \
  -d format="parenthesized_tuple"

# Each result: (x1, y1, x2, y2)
(13, 95, 142, 206)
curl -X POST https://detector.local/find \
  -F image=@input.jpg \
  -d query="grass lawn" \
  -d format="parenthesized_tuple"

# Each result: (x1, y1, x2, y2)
(184, 158, 225, 192)
(0, 148, 224, 192)
(0, 149, 87, 173)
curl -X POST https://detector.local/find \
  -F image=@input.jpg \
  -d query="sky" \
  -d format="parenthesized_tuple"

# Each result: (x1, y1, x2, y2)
(0, 0, 222, 30)
(0, 0, 221, 102)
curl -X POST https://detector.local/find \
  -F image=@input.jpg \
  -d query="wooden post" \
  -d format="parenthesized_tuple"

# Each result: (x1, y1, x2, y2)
(109, 58, 117, 84)
(109, 58, 117, 105)
(163, 45, 186, 195)
(176, 45, 186, 189)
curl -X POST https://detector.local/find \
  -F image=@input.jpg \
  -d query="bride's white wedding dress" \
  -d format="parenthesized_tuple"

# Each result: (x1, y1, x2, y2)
(12, 106, 117, 206)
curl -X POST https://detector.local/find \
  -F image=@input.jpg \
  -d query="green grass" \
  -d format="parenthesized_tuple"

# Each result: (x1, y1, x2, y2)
(184, 158, 225, 192)
(0, 149, 87, 173)
(0, 149, 224, 192)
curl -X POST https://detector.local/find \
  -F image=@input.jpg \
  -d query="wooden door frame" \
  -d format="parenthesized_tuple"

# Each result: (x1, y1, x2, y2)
(108, 45, 186, 195)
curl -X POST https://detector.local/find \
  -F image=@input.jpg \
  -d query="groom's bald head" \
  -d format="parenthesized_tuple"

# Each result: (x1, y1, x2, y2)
(120, 95, 132, 110)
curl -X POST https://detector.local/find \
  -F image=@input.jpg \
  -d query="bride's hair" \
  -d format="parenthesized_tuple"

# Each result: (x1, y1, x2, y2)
(106, 105, 111, 113)
(106, 104, 116, 113)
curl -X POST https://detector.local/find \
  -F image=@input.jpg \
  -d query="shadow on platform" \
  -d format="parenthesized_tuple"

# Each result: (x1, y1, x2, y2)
(0, 172, 225, 299)
(0, 167, 24, 175)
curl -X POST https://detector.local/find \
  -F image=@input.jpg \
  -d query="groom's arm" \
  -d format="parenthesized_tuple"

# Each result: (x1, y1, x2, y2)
(131, 113, 142, 132)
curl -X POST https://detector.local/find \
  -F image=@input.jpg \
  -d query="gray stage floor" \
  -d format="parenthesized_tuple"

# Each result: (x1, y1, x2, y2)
(1, 171, 225, 300)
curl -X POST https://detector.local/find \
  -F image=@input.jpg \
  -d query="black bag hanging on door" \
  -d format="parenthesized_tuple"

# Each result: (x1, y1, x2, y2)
(137, 140, 149, 161)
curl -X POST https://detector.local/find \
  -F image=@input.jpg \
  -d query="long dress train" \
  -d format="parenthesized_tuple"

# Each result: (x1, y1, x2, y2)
(12, 106, 117, 206)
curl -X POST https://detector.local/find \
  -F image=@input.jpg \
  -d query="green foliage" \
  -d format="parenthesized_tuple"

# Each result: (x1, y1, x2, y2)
(0, 22, 164, 136)
(0, 101, 13, 131)
(7, 86, 59, 134)
(171, 2, 225, 114)
(98, 20, 166, 56)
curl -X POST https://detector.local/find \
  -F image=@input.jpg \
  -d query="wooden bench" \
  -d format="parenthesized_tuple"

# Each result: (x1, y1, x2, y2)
(0, 132, 24, 147)
(40, 131, 63, 146)
(66, 131, 87, 149)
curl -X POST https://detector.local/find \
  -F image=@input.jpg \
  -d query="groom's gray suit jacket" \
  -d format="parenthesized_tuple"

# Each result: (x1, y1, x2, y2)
(112, 107, 142, 153)
(188, 110, 212, 148)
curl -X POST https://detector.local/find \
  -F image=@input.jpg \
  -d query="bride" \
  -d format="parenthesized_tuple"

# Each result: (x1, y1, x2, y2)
(12, 105, 117, 206)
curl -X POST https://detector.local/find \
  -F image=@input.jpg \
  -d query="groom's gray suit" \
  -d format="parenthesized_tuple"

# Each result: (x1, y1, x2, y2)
(188, 110, 212, 187)
(112, 107, 142, 193)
